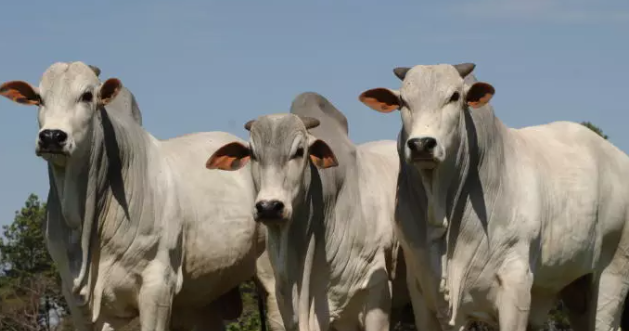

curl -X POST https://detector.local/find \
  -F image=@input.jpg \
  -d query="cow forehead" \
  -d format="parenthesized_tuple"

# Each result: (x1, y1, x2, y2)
(250, 114, 307, 151)
(401, 64, 464, 101)
(39, 62, 100, 95)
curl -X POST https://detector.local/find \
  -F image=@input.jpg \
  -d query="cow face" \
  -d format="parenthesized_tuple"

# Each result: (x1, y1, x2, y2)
(207, 114, 338, 226)
(0, 62, 121, 166)
(359, 63, 495, 170)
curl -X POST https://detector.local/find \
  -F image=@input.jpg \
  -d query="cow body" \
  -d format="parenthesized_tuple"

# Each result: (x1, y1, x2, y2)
(208, 92, 409, 331)
(1, 62, 282, 331)
(360, 64, 629, 331)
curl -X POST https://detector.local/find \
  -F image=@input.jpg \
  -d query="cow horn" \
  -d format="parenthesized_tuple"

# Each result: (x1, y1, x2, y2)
(244, 119, 256, 131)
(299, 116, 320, 130)
(88, 65, 101, 77)
(393, 67, 411, 81)
(453, 63, 476, 78)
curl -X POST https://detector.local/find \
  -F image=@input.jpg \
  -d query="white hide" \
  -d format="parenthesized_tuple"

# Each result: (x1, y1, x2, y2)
(360, 64, 629, 331)
(0, 62, 283, 331)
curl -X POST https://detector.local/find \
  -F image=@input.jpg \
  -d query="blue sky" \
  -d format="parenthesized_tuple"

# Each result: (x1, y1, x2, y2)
(0, 0, 628, 227)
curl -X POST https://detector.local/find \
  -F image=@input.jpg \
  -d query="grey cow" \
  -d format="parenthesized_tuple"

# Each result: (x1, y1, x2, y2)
(206, 93, 410, 331)
(359, 63, 629, 331)
(0, 62, 282, 331)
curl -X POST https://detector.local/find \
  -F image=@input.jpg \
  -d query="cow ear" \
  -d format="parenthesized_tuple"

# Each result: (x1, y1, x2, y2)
(206, 142, 251, 171)
(466, 82, 495, 109)
(358, 88, 401, 113)
(99, 78, 122, 106)
(0, 81, 40, 106)
(308, 139, 338, 169)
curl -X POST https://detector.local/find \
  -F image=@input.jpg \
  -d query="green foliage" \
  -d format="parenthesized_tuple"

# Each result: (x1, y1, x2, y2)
(226, 281, 266, 331)
(580, 121, 609, 140)
(0, 194, 66, 331)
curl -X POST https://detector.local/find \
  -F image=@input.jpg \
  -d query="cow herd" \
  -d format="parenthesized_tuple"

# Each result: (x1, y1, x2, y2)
(1, 61, 629, 331)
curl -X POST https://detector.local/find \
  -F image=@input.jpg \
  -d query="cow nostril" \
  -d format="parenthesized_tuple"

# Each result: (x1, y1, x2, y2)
(421, 137, 437, 151)
(53, 130, 67, 144)
(39, 129, 67, 146)
(255, 201, 267, 214)
(269, 200, 284, 212)
(39, 130, 52, 144)
(407, 138, 421, 152)
(255, 200, 285, 217)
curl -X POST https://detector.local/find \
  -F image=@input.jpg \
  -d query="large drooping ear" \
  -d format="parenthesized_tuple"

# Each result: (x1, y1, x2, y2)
(308, 139, 338, 169)
(358, 88, 401, 113)
(99, 78, 122, 106)
(466, 82, 495, 109)
(0, 81, 40, 106)
(206, 142, 251, 171)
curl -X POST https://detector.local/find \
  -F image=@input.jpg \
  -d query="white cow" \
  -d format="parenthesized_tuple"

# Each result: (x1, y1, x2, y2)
(206, 92, 410, 331)
(0, 62, 283, 331)
(359, 63, 629, 331)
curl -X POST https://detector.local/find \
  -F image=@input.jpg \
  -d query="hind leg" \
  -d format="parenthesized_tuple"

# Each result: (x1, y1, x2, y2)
(594, 267, 629, 331)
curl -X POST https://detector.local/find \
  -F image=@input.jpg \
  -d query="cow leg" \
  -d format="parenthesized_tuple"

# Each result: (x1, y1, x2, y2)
(406, 274, 443, 331)
(138, 260, 178, 331)
(496, 257, 533, 331)
(593, 266, 629, 331)
(527, 291, 557, 331)
(61, 284, 93, 331)
(255, 251, 286, 331)
(363, 281, 391, 331)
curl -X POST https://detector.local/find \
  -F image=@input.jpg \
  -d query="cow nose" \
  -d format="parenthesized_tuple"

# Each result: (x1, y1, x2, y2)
(255, 200, 285, 219)
(39, 129, 68, 148)
(407, 137, 437, 154)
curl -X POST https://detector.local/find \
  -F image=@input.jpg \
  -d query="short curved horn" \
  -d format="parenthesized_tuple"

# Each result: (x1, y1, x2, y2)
(453, 63, 475, 78)
(88, 65, 101, 77)
(244, 119, 255, 131)
(393, 67, 411, 81)
(298, 116, 320, 130)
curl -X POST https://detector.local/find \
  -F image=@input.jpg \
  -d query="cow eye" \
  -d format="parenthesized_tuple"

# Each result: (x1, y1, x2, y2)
(449, 92, 460, 103)
(80, 91, 93, 103)
(292, 147, 304, 159)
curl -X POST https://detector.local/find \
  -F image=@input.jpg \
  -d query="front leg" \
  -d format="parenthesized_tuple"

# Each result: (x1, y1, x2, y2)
(496, 257, 533, 331)
(138, 259, 178, 331)
(363, 280, 392, 331)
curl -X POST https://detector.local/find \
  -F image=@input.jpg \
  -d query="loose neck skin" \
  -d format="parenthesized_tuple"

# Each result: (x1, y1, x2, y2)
(415, 104, 508, 322)
(47, 107, 154, 311)
(267, 159, 347, 330)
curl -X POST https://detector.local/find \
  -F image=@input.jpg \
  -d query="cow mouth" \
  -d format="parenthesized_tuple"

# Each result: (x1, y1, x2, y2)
(411, 156, 439, 169)
(255, 216, 289, 225)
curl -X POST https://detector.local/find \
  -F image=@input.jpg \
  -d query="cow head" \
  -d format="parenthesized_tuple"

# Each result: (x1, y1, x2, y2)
(0, 62, 122, 166)
(359, 63, 495, 170)
(206, 114, 338, 225)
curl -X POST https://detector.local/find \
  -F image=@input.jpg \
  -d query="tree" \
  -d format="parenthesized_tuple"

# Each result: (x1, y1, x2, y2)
(0, 194, 65, 331)
(580, 121, 608, 140)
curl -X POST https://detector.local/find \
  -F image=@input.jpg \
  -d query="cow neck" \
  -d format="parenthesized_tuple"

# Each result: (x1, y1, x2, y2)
(47, 106, 154, 318)
(419, 104, 507, 324)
